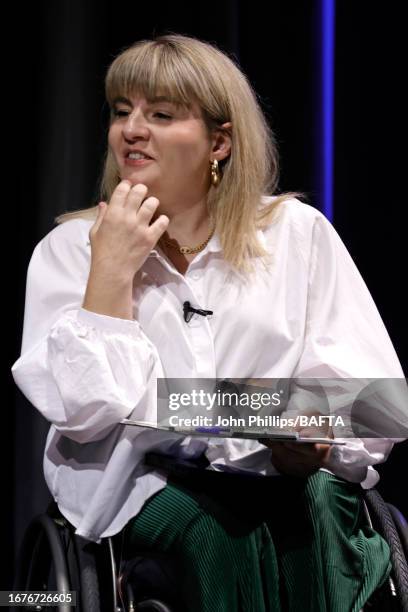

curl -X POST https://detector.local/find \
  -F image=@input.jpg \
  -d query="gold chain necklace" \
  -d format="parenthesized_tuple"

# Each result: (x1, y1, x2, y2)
(160, 225, 215, 255)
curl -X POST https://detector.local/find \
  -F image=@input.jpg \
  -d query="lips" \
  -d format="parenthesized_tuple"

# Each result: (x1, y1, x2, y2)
(124, 156, 154, 167)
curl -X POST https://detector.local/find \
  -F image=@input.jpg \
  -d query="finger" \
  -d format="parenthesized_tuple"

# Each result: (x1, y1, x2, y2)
(315, 443, 332, 460)
(126, 183, 149, 210)
(136, 196, 161, 226)
(148, 214, 170, 244)
(294, 441, 328, 453)
(287, 444, 331, 464)
(278, 442, 327, 459)
(109, 180, 133, 208)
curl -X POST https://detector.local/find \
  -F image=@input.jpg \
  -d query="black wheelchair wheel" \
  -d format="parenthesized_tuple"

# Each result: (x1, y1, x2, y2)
(388, 503, 408, 559)
(13, 514, 72, 612)
(364, 489, 408, 612)
(13, 513, 102, 612)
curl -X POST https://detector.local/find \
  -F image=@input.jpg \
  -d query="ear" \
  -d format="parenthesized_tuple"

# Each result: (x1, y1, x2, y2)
(211, 122, 232, 162)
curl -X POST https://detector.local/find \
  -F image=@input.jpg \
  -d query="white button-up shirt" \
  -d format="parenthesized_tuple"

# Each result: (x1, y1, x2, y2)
(11, 197, 405, 541)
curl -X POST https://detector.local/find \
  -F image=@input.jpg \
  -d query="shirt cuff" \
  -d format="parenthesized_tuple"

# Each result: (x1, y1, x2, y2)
(359, 466, 380, 489)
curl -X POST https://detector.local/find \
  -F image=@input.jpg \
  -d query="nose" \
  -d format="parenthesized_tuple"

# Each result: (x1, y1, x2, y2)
(122, 108, 150, 141)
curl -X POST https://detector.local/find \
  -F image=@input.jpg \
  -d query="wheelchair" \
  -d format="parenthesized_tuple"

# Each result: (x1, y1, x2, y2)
(13, 451, 408, 612)
(13, 495, 179, 612)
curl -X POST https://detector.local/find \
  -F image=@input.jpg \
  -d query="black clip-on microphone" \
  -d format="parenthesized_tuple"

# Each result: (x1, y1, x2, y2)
(183, 301, 213, 323)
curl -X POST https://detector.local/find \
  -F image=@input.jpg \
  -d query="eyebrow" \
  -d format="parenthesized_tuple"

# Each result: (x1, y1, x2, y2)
(112, 96, 180, 107)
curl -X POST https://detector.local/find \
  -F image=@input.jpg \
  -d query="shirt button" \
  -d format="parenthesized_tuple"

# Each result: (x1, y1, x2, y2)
(191, 271, 201, 280)
(77, 326, 89, 338)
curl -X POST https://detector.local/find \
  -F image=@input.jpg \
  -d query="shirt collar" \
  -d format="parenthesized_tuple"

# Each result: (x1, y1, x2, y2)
(149, 228, 267, 258)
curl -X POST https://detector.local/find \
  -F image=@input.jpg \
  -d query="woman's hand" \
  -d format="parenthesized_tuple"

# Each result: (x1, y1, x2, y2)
(82, 181, 169, 320)
(89, 181, 169, 282)
(259, 409, 333, 477)
(259, 439, 332, 477)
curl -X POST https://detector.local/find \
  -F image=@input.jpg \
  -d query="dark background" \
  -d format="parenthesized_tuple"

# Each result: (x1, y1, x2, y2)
(4, 0, 406, 588)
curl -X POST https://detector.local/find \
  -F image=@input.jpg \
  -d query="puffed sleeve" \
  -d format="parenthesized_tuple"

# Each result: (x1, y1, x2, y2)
(291, 209, 407, 486)
(11, 219, 165, 444)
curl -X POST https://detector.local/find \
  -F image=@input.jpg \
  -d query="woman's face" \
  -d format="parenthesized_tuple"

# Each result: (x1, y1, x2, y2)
(108, 93, 219, 208)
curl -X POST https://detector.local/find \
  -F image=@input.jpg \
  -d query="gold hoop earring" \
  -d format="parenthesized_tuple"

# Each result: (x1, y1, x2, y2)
(210, 159, 221, 187)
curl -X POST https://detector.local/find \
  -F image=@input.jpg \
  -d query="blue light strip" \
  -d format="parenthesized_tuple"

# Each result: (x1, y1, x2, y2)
(321, 0, 336, 221)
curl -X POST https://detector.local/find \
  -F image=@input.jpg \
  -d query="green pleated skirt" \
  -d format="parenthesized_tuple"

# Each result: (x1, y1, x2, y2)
(125, 470, 391, 611)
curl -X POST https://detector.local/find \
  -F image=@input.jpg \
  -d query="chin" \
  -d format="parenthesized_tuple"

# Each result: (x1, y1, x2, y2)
(120, 174, 149, 188)
(127, 169, 155, 183)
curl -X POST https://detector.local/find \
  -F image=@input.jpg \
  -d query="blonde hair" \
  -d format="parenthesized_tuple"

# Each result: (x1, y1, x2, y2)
(56, 33, 304, 274)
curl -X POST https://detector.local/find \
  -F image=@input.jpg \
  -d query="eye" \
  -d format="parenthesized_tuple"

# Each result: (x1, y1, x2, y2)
(110, 108, 173, 120)
(112, 108, 129, 117)
(153, 112, 172, 120)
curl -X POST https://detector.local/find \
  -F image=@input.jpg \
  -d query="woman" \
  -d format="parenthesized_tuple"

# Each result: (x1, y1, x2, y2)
(12, 34, 405, 611)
